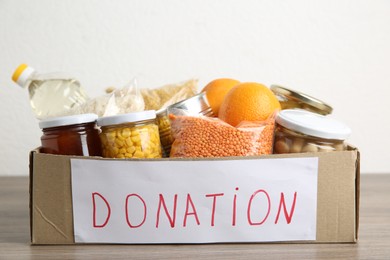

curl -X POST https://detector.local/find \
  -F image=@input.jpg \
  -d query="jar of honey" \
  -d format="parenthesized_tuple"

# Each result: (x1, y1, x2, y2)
(97, 110, 162, 159)
(39, 114, 102, 156)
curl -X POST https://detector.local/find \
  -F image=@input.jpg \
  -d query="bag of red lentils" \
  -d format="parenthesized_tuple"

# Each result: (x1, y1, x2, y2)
(169, 111, 277, 158)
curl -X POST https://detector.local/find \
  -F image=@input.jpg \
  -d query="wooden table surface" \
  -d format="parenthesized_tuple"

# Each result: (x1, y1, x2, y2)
(1, 174, 389, 260)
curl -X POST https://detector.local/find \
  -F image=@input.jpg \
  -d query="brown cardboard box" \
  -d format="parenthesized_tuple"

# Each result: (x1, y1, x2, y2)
(29, 147, 360, 244)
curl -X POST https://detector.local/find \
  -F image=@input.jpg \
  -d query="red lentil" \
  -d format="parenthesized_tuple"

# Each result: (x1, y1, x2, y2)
(169, 114, 276, 158)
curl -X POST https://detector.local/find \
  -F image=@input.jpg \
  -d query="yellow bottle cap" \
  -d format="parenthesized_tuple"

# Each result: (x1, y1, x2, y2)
(11, 64, 35, 87)
(12, 64, 28, 82)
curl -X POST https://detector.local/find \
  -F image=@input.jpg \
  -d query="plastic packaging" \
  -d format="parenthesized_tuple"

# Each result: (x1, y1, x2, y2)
(157, 92, 213, 157)
(271, 85, 333, 115)
(12, 64, 89, 119)
(273, 109, 351, 154)
(89, 78, 197, 119)
(39, 113, 102, 156)
(97, 110, 162, 159)
(169, 111, 276, 158)
(68, 78, 144, 117)
(141, 79, 198, 111)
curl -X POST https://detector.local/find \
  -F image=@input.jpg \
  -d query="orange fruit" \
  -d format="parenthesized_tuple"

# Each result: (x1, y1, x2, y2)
(201, 78, 240, 116)
(218, 82, 281, 126)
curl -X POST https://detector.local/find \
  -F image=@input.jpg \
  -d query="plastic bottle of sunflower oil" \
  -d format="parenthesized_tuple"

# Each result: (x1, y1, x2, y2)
(12, 64, 89, 119)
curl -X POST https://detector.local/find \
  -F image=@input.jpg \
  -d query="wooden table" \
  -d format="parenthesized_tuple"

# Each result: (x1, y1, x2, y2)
(1, 174, 389, 259)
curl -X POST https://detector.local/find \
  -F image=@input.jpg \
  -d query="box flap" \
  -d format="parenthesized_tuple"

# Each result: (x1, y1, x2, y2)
(315, 149, 359, 242)
(355, 149, 360, 241)
(31, 152, 75, 244)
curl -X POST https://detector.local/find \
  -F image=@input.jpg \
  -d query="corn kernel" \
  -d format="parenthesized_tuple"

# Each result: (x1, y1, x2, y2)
(131, 129, 140, 136)
(126, 146, 135, 154)
(112, 147, 119, 155)
(133, 150, 144, 158)
(100, 122, 162, 159)
(125, 138, 133, 147)
(116, 134, 125, 141)
(121, 128, 131, 138)
(115, 138, 124, 147)
(143, 148, 152, 156)
(131, 135, 141, 143)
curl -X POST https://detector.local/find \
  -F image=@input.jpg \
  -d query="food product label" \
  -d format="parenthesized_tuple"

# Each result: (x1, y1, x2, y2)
(71, 157, 318, 244)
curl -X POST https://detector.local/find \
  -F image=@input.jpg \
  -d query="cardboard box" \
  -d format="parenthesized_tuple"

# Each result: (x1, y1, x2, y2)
(29, 147, 360, 245)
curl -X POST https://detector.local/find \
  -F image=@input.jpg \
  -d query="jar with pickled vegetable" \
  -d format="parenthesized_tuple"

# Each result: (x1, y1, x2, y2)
(39, 113, 102, 156)
(97, 110, 162, 159)
(273, 109, 351, 154)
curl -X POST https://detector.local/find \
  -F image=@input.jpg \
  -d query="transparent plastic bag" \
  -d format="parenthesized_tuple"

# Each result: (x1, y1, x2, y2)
(69, 78, 144, 117)
(141, 79, 198, 111)
(169, 110, 277, 158)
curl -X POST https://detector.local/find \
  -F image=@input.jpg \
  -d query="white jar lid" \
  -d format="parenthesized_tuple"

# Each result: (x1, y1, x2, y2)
(97, 110, 156, 127)
(39, 113, 98, 129)
(276, 109, 351, 140)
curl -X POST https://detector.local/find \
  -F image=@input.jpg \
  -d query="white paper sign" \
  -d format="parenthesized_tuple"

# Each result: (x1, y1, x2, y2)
(71, 157, 318, 244)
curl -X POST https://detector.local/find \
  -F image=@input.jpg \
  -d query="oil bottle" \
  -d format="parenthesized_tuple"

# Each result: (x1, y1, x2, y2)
(12, 64, 89, 119)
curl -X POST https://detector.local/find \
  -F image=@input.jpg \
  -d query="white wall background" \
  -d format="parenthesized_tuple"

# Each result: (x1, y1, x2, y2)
(1, 0, 389, 175)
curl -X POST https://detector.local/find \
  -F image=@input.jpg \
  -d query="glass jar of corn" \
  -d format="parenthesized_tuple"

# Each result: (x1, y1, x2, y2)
(97, 111, 162, 159)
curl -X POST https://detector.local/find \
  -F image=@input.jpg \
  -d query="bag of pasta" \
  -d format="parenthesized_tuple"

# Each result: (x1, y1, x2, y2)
(141, 79, 198, 110)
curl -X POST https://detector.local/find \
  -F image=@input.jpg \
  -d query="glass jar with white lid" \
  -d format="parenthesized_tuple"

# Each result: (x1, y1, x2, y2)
(97, 110, 162, 159)
(273, 109, 351, 154)
(39, 113, 101, 156)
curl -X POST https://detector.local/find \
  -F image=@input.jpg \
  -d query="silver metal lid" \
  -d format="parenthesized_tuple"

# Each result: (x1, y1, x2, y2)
(271, 85, 333, 115)
(165, 92, 213, 116)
